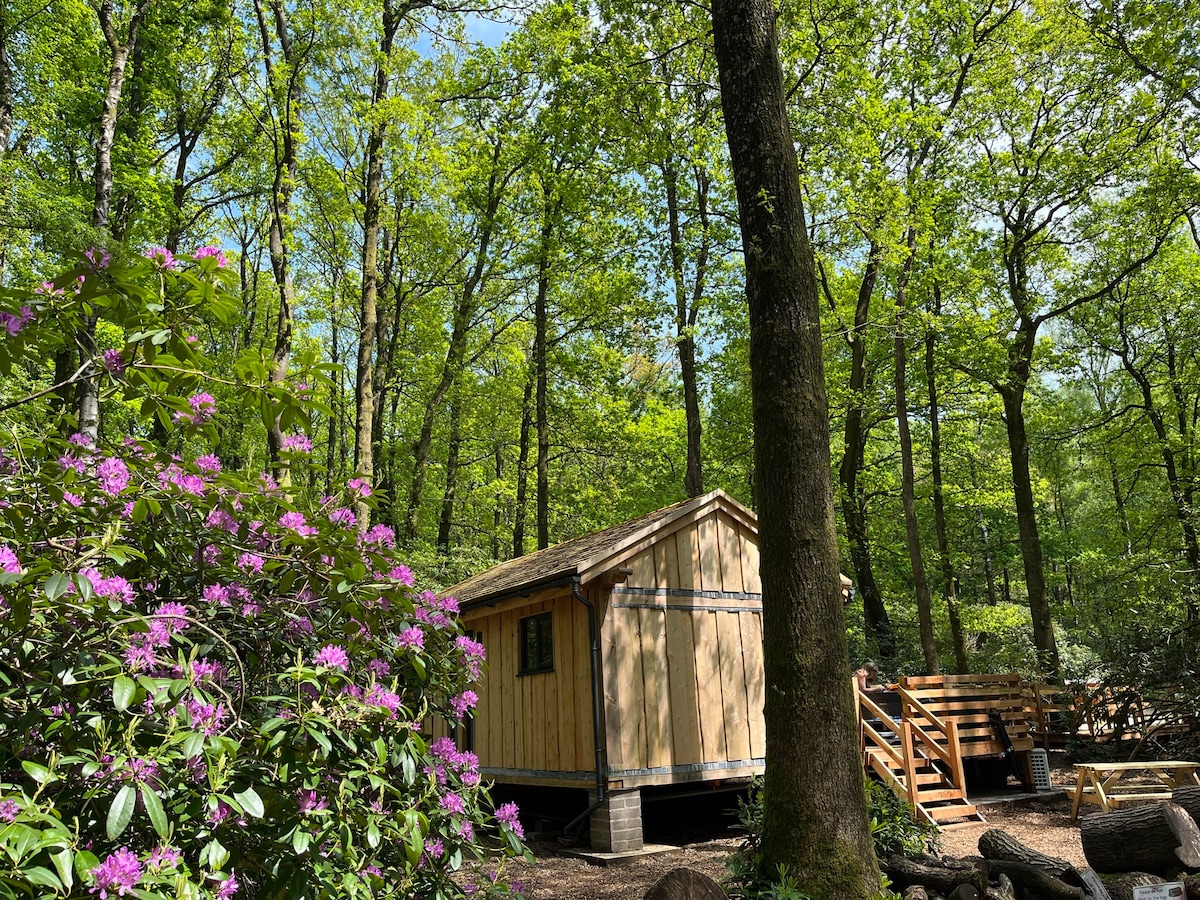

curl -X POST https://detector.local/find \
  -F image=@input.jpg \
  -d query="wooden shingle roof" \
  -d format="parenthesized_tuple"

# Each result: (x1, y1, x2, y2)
(446, 489, 756, 608)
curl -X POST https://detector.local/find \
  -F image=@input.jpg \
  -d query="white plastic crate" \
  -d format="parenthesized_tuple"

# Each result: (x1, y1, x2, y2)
(1031, 747, 1051, 790)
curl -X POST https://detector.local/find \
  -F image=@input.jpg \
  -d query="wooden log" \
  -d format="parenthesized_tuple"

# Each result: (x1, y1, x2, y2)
(1161, 870, 1200, 900)
(883, 854, 988, 896)
(1081, 801, 1200, 873)
(978, 827, 1074, 877)
(1173, 785, 1200, 823)
(902, 886, 929, 900)
(985, 860, 1084, 900)
(1097, 872, 1164, 900)
(985, 874, 1016, 900)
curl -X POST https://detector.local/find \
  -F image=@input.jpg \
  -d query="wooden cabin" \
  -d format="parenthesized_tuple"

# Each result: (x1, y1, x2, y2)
(445, 489, 781, 851)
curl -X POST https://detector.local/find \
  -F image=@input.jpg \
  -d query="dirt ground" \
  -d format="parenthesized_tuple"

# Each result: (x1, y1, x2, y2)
(493, 754, 1096, 899)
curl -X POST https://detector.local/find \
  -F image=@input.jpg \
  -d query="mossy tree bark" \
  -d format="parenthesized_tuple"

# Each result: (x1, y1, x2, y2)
(710, 0, 881, 895)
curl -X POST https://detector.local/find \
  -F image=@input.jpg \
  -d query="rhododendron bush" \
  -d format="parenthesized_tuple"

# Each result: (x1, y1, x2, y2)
(0, 251, 528, 898)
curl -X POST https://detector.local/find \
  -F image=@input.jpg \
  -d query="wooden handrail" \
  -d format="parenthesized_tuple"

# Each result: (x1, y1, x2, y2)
(898, 686, 948, 732)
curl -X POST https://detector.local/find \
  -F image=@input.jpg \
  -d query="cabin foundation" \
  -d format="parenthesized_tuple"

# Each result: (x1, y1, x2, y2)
(589, 789, 643, 852)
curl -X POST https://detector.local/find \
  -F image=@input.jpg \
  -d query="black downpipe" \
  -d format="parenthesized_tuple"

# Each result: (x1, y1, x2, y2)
(561, 577, 607, 839)
(573, 576, 605, 803)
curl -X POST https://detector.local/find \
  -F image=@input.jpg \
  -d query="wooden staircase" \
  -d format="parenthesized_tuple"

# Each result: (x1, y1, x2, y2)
(859, 689, 985, 827)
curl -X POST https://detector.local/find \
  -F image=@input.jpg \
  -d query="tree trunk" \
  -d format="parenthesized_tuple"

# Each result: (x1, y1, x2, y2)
(534, 189, 556, 551)
(985, 860, 1083, 900)
(253, 0, 300, 478)
(79, 0, 150, 441)
(927, 283, 967, 673)
(354, 0, 399, 532)
(1000, 382, 1060, 680)
(0, 9, 14, 159)
(894, 225, 937, 674)
(437, 397, 462, 552)
(1117, 318, 1200, 620)
(662, 155, 708, 498)
(838, 244, 894, 661)
(404, 147, 503, 542)
(325, 283, 340, 498)
(513, 371, 533, 558)
(1081, 802, 1200, 873)
(711, 0, 881, 894)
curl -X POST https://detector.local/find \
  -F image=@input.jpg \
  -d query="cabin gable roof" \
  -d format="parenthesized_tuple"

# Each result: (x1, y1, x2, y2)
(447, 490, 756, 608)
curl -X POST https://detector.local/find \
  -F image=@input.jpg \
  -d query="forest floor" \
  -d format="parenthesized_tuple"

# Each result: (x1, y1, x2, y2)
(495, 753, 1096, 899)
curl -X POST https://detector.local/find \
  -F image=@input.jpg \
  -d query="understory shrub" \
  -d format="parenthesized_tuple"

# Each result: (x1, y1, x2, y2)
(725, 777, 935, 899)
(0, 250, 528, 898)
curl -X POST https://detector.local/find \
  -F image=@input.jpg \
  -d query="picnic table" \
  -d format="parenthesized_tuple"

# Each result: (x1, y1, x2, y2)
(1068, 760, 1200, 822)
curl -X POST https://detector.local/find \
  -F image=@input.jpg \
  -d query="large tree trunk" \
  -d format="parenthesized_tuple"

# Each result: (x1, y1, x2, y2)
(0, 8, 12, 159)
(437, 397, 462, 552)
(253, 0, 300, 479)
(512, 372, 533, 558)
(78, 0, 151, 441)
(894, 226, 938, 673)
(534, 189, 557, 551)
(711, 0, 880, 895)
(1000, 379, 1060, 680)
(662, 154, 708, 498)
(354, 0, 399, 532)
(838, 244, 894, 660)
(927, 281, 967, 672)
(404, 148, 503, 542)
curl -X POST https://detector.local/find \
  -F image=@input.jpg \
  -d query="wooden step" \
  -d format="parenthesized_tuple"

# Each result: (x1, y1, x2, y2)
(924, 802, 982, 823)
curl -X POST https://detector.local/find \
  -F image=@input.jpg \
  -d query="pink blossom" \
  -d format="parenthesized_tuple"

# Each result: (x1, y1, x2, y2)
(450, 690, 478, 718)
(396, 626, 424, 652)
(195, 455, 222, 474)
(143, 247, 177, 270)
(68, 432, 93, 448)
(281, 433, 312, 453)
(0, 799, 18, 822)
(363, 524, 395, 548)
(194, 246, 228, 268)
(85, 247, 110, 271)
(97, 457, 130, 496)
(366, 685, 401, 718)
(0, 546, 20, 574)
(495, 801, 523, 838)
(279, 511, 317, 537)
(347, 477, 371, 498)
(147, 845, 181, 870)
(313, 644, 349, 671)
(328, 507, 356, 528)
(101, 349, 125, 374)
(203, 584, 231, 606)
(90, 847, 141, 898)
(439, 791, 464, 815)
(215, 871, 239, 898)
(298, 790, 328, 814)
(236, 553, 264, 574)
(389, 565, 414, 586)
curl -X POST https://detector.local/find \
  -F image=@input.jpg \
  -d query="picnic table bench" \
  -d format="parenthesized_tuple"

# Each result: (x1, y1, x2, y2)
(1067, 760, 1200, 822)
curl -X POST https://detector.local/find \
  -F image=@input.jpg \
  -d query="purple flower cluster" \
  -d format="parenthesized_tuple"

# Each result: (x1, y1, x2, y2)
(143, 247, 178, 270)
(313, 644, 349, 670)
(0, 304, 34, 336)
(173, 392, 217, 426)
(495, 801, 524, 838)
(97, 457, 130, 496)
(0, 799, 19, 821)
(194, 246, 229, 268)
(91, 847, 141, 898)
(281, 433, 312, 453)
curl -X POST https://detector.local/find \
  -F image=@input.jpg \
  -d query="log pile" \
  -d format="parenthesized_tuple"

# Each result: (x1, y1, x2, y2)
(881, 791, 1200, 900)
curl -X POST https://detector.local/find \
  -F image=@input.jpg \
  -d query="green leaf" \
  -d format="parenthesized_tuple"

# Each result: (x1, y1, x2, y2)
(141, 784, 168, 839)
(21, 865, 61, 890)
(49, 847, 73, 892)
(73, 850, 99, 882)
(234, 786, 264, 819)
(106, 784, 137, 839)
(43, 573, 71, 601)
(21, 761, 52, 784)
(112, 675, 136, 712)
(181, 732, 205, 759)
(292, 829, 311, 855)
